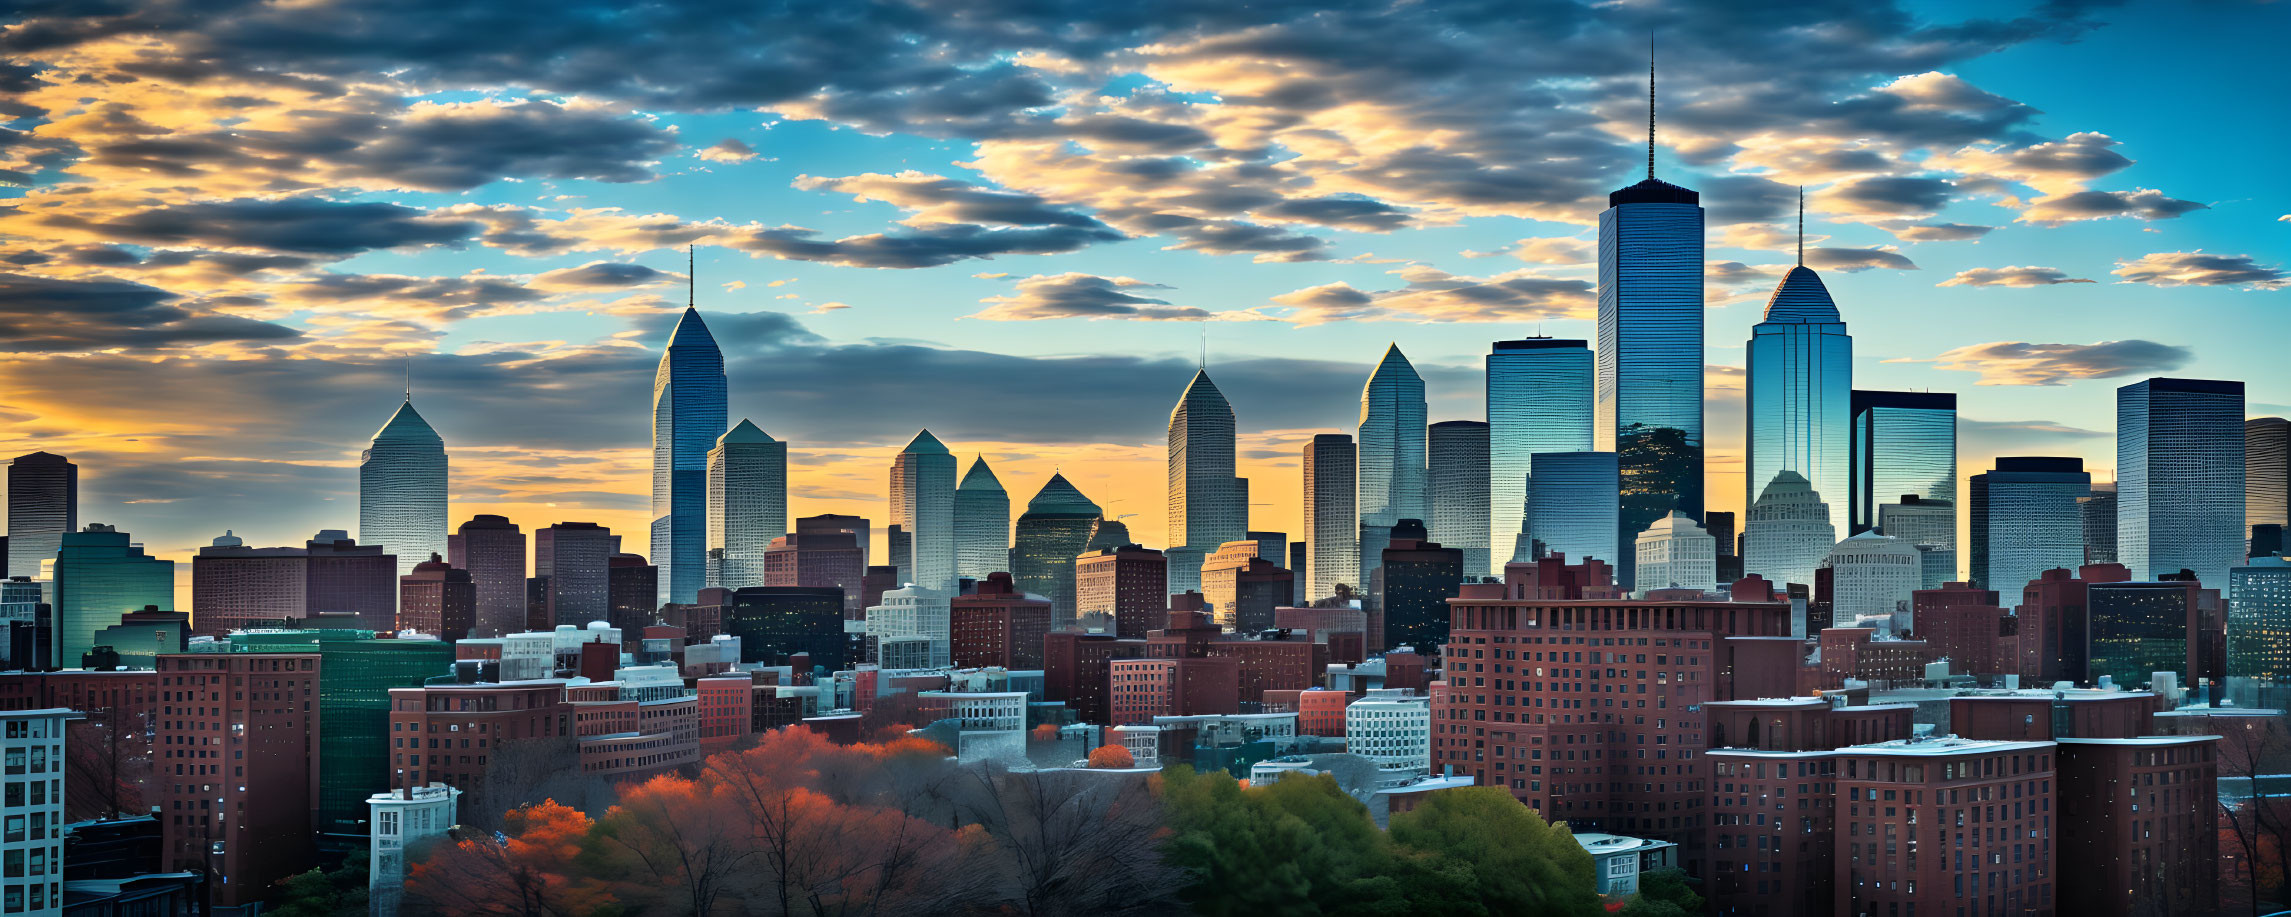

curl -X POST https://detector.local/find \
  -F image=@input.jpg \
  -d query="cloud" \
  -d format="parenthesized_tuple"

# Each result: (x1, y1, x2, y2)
(1938, 266, 2095, 287)
(1505, 237, 1594, 265)
(1925, 132, 2133, 195)
(2110, 251, 2286, 289)
(1814, 176, 1954, 220)
(1887, 222, 1995, 242)
(1805, 246, 1918, 273)
(0, 271, 302, 352)
(696, 138, 759, 163)
(796, 171, 1106, 229)
(1930, 339, 2192, 385)
(968, 273, 1212, 322)
(26, 198, 481, 255)
(529, 262, 678, 291)
(1263, 265, 1591, 326)
(2017, 188, 2207, 225)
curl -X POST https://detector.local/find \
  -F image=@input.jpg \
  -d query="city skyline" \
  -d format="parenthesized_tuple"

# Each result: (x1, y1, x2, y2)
(0, 2, 2283, 592)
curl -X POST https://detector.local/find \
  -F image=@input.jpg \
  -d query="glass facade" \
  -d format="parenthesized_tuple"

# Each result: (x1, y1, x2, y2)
(1358, 346, 1428, 586)
(2087, 582, 2195, 688)
(1877, 497, 1955, 589)
(1969, 457, 2088, 596)
(1848, 391, 1957, 536)
(1427, 420, 1489, 580)
(954, 457, 1011, 581)
(5, 452, 75, 580)
(2079, 487, 2118, 565)
(1169, 370, 1246, 593)
(1303, 434, 1358, 601)
(1486, 339, 1593, 573)
(2230, 558, 2291, 680)
(46, 525, 173, 669)
(1525, 451, 1620, 568)
(652, 307, 728, 604)
(1745, 268, 1851, 548)
(705, 420, 786, 591)
(890, 430, 957, 592)
(2118, 378, 2245, 587)
(360, 400, 447, 578)
(2252, 417, 2290, 538)
(227, 630, 453, 839)
(729, 585, 850, 671)
(1597, 181, 1704, 590)
(1012, 473, 1101, 629)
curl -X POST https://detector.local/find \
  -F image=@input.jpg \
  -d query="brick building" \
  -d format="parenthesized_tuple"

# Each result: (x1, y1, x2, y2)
(1043, 600, 1327, 725)
(2017, 563, 2132, 685)
(949, 572, 1052, 670)
(155, 652, 320, 907)
(1075, 545, 1167, 638)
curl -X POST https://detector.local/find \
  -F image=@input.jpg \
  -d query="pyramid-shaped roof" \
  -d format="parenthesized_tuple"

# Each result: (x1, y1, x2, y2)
(371, 400, 442, 445)
(959, 456, 1004, 492)
(902, 429, 950, 455)
(1761, 266, 1841, 323)
(666, 306, 720, 351)
(1025, 472, 1101, 516)
(717, 418, 775, 447)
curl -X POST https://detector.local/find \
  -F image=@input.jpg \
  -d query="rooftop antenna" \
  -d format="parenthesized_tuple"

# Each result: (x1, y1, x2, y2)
(1797, 186, 1805, 267)
(687, 244, 695, 310)
(1647, 31, 1657, 180)
(1199, 323, 1207, 370)
(403, 355, 411, 402)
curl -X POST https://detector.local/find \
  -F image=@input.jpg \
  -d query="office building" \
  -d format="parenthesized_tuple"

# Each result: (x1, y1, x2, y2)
(2080, 485, 2119, 565)
(763, 527, 866, 616)
(1744, 470, 1833, 592)
(1303, 434, 1358, 602)
(890, 430, 958, 592)
(725, 586, 848, 672)
(607, 553, 657, 634)
(1346, 691, 1432, 782)
(2118, 378, 2245, 587)
(46, 525, 174, 669)
(398, 553, 474, 640)
(447, 515, 526, 638)
(651, 303, 728, 604)
(156, 652, 321, 907)
(1201, 540, 1294, 634)
(1847, 390, 1956, 535)
(0, 708, 69, 915)
(950, 572, 1052, 670)
(535, 522, 617, 625)
(1427, 420, 1490, 579)
(705, 419, 786, 590)
(1971, 457, 2091, 596)
(1745, 257, 1852, 548)
(1359, 345, 1428, 589)
(1820, 531, 1919, 631)
(1169, 370, 1246, 596)
(191, 537, 307, 636)
(797, 514, 871, 569)
(1380, 521, 1461, 652)
(1524, 451, 1620, 569)
(2089, 579, 2224, 688)
(1634, 511, 1716, 594)
(2229, 556, 2291, 680)
(5, 453, 74, 580)
(1076, 544, 1167, 638)
(954, 456, 1010, 580)
(1487, 339, 1594, 574)
(359, 397, 448, 578)
(223, 630, 452, 841)
(1012, 472, 1102, 629)
(2015, 564, 2131, 686)
(303, 531, 396, 630)
(1875, 494, 1955, 588)
(2253, 417, 2290, 543)
(866, 586, 951, 669)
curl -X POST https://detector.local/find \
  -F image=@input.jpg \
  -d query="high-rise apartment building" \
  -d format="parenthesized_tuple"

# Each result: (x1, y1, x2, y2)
(1303, 434, 1358, 602)
(1487, 339, 1594, 573)
(156, 652, 321, 907)
(398, 554, 474, 640)
(1379, 521, 1460, 652)
(1745, 260, 1851, 547)
(651, 304, 728, 605)
(447, 514, 526, 638)
(2229, 556, 2291, 680)
(1358, 345, 1428, 590)
(1524, 451, 1620, 569)
(192, 536, 307, 636)
(1743, 470, 1832, 591)
(954, 457, 1010, 580)
(607, 553, 657, 634)
(763, 526, 866, 616)
(1075, 544, 1167, 638)
(359, 398, 447, 578)
(950, 572, 1052, 670)
(1169, 371, 1246, 596)
(889, 430, 958, 593)
(1012, 473, 1101, 629)
(1428, 420, 1490, 580)
(5, 452, 74, 580)
(48, 524, 173, 669)
(2118, 378, 2245, 587)
(1970, 457, 2090, 597)
(705, 419, 786, 591)
(535, 522, 617, 625)
(1848, 390, 1956, 535)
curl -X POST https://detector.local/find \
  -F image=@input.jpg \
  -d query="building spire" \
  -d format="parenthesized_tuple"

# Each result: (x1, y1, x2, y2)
(403, 355, 412, 402)
(687, 244, 695, 310)
(1647, 32, 1657, 180)
(1797, 186, 1805, 267)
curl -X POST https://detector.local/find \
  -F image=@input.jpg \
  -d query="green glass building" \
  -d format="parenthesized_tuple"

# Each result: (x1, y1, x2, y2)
(47, 524, 174, 669)
(224, 630, 454, 840)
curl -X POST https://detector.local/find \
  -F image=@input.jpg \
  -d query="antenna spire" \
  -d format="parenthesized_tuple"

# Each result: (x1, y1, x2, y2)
(1199, 323, 1207, 370)
(1646, 32, 1657, 180)
(403, 355, 411, 402)
(687, 244, 695, 310)
(1797, 186, 1804, 267)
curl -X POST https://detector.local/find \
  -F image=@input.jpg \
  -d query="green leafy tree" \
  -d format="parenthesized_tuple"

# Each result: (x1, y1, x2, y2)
(1386, 787, 1602, 917)
(269, 855, 370, 917)
(1619, 867, 1703, 917)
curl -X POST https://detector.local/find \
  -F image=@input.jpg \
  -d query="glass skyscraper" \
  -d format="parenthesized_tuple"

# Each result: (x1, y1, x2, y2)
(1745, 266, 1851, 548)
(46, 523, 173, 669)
(1303, 434, 1358, 602)
(954, 457, 1011, 581)
(5, 452, 75, 580)
(1598, 176, 1704, 591)
(705, 419, 786, 590)
(1358, 345, 1428, 589)
(2246, 417, 2288, 544)
(1486, 339, 1593, 573)
(1524, 451, 1620, 568)
(1969, 457, 2089, 596)
(890, 430, 957, 592)
(2118, 377, 2245, 587)
(1427, 420, 1490, 580)
(360, 399, 447, 578)
(1012, 472, 1101, 629)
(1848, 390, 1957, 536)
(223, 629, 452, 840)
(1169, 370, 1245, 596)
(2229, 556, 2291, 680)
(651, 305, 727, 604)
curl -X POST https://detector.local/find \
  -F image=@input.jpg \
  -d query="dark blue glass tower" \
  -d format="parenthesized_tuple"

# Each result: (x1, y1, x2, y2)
(652, 304, 728, 605)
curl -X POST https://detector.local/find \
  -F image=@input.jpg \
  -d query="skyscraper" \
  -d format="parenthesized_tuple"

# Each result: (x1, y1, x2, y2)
(305, 531, 397, 631)
(1428, 420, 1490, 581)
(1303, 434, 1358, 601)
(1380, 521, 1461, 652)
(5, 452, 74, 580)
(536, 521, 618, 625)
(360, 398, 448, 578)
(447, 514, 526, 638)
(1524, 451, 1620, 568)
(889, 430, 957, 592)
(651, 302, 728, 605)
(1358, 345, 1429, 588)
(1970, 457, 2089, 596)
(1877, 495, 1956, 589)
(1012, 472, 1101, 629)
(2252, 417, 2290, 542)
(2080, 486, 2119, 565)
(1168, 370, 1245, 595)
(2230, 556, 2291, 680)
(47, 524, 173, 669)
(1745, 247, 1851, 548)
(1849, 391, 1957, 536)
(706, 419, 786, 590)
(1597, 68, 1704, 591)
(954, 456, 1011, 579)
(1743, 470, 1833, 592)
(1486, 339, 1594, 572)
(2119, 378, 2245, 587)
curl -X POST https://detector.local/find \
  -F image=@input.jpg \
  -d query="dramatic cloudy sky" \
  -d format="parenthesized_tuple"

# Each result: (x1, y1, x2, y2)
(0, 0, 2283, 589)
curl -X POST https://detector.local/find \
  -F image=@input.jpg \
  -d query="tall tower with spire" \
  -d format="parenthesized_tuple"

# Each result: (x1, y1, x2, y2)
(652, 249, 728, 604)
(890, 430, 957, 592)
(1357, 344, 1427, 589)
(360, 393, 447, 577)
(954, 456, 1011, 579)
(1745, 189, 1851, 547)
(1597, 48, 1705, 589)
(706, 419, 785, 590)
(1168, 370, 1246, 596)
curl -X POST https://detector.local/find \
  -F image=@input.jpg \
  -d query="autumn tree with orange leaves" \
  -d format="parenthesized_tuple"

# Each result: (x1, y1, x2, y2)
(404, 800, 615, 917)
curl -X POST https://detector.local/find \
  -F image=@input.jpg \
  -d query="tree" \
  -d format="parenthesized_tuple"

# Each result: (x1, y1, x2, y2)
(403, 800, 616, 917)
(1160, 765, 1423, 916)
(270, 856, 369, 917)
(1386, 787, 1601, 916)
(1620, 868, 1702, 917)
(957, 765, 1183, 916)
(466, 737, 614, 834)
(1087, 744, 1135, 769)
(65, 713, 149, 822)
(579, 774, 751, 916)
